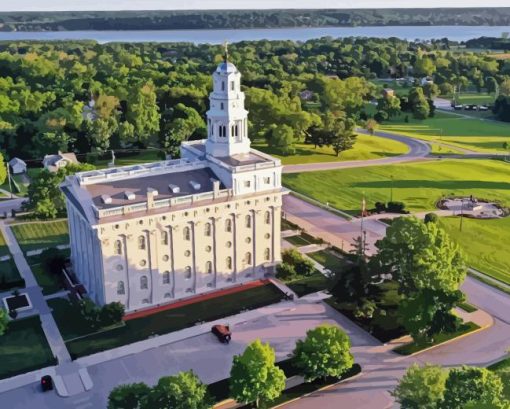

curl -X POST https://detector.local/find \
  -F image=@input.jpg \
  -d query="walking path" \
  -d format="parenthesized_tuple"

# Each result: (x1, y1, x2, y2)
(0, 221, 90, 397)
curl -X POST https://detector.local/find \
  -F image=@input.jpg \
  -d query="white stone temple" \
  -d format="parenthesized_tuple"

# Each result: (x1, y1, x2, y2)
(61, 52, 284, 312)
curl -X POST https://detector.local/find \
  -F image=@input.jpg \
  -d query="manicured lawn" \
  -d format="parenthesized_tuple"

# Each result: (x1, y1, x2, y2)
(455, 93, 495, 105)
(458, 302, 477, 313)
(379, 111, 510, 152)
(253, 133, 408, 165)
(307, 250, 350, 274)
(284, 235, 311, 246)
(283, 159, 510, 215)
(286, 271, 330, 297)
(0, 316, 56, 379)
(0, 259, 24, 291)
(489, 358, 510, 400)
(95, 150, 163, 168)
(394, 322, 481, 355)
(30, 263, 64, 295)
(11, 220, 69, 253)
(64, 283, 285, 358)
(440, 216, 510, 285)
(0, 230, 10, 257)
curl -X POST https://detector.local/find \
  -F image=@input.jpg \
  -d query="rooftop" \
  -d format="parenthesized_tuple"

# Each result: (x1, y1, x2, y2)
(84, 166, 220, 210)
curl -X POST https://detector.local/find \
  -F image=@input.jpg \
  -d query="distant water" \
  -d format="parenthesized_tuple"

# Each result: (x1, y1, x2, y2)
(0, 26, 509, 44)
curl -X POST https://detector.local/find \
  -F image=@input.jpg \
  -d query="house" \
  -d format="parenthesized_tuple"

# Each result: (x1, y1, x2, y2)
(382, 88, 395, 98)
(43, 151, 79, 173)
(61, 54, 285, 312)
(299, 90, 314, 101)
(421, 76, 434, 86)
(8, 158, 27, 174)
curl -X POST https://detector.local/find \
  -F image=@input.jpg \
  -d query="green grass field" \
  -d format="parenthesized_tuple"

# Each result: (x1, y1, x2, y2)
(455, 93, 495, 105)
(253, 133, 408, 165)
(95, 150, 163, 168)
(0, 316, 56, 379)
(440, 217, 510, 285)
(11, 220, 69, 253)
(283, 159, 510, 214)
(379, 111, 510, 153)
(0, 230, 10, 258)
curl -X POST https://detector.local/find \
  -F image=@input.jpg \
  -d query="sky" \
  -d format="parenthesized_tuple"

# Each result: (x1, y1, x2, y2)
(0, 0, 508, 12)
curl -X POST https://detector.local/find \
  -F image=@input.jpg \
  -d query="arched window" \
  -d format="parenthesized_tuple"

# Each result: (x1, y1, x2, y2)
(225, 218, 232, 233)
(221, 102, 224, 110)
(264, 248, 271, 261)
(184, 266, 192, 279)
(114, 240, 122, 255)
(161, 231, 168, 246)
(231, 81, 235, 91)
(235, 124, 239, 137)
(245, 215, 251, 228)
(264, 211, 271, 224)
(206, 261, 213, 274)
(183, 226, 190, 241)
(138, 235, 146, 250)
(140, 275, 148, 290)
(245, 252, 252, 265)
(117, 281, 125, 295)
(162, 271, 170, 284)
(204, 223, 212, 237)
(221, 81, 225, 91)
(226, 256, 232, 270)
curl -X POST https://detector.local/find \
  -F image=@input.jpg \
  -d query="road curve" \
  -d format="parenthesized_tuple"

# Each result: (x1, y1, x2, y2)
(283, 129, 431, 174)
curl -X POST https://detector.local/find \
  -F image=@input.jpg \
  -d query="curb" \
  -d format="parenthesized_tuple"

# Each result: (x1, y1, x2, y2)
(395, 322, 492, 358)
(271, 372, 363, 408)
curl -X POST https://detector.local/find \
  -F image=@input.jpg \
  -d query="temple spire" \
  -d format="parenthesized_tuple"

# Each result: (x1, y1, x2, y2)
(223, 40, 229, 63)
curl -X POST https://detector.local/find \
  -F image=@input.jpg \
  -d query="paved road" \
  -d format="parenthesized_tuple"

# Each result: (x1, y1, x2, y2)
(283, 130, 431, 174)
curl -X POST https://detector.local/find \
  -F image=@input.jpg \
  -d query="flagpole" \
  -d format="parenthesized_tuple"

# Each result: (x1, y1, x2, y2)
(361, 192, 365, 253)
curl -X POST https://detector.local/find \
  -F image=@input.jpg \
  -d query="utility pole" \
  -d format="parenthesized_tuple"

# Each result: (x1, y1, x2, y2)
(459, 199, 464, 232)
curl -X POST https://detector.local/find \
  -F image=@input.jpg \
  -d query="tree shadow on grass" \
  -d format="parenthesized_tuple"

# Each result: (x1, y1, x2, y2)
(352, 180, 510, 190)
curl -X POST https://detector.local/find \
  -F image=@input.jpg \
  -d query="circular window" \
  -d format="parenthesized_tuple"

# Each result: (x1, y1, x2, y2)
(184, 250, 191, 257)
(114, 224, 120, 230)
(205, 245, 212, 252)
(116, 264, 123, 271)
(138, 220, 144, 225)
(265, 233, 270, 239)
(162, 216, 167, 221)
(226, 241, 232, 248)
(140, 260, 147, 267)
(162, 255, 169, 262)
(245, 237, 251, 244)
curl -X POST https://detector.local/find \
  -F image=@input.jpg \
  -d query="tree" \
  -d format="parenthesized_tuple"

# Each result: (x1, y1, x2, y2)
(365, 118, 379, 135)
(414, 57, 436, 77)
(375, 217, 466, 295)
(143, 371, 211, 409)
(377, 95, 401, 118)
(392, 363, 447, 409)
(230, 340, 286, 408)
(500, 78, 510, 97)
(100, 302, 125, 326)
(424, 213, 439, 224)
(442, 366, 505, 409)
(266, 124, 296, 156)
(126, 81, 160, 143)
(293, 324, 354, 382)
(108, 382, 151, 409)
(408, 87, 430, 119)
(0, 152, 7, 186)
(0, 308, 9, 336)
(281, 248, 315, 277)
(25, 169, 65, 219)
(328, 118, 357, 157)
(87, 117, 118, 153)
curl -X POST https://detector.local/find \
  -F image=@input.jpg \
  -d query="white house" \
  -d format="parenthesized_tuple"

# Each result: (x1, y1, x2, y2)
(43, 151, 79, 173)
(9, 158, 27, 174)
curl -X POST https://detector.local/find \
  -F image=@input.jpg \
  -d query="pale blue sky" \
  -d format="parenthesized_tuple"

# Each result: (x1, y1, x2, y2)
(0, 1, 506, 12)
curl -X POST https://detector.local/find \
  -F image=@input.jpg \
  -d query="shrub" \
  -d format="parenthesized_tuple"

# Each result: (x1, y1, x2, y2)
(281, 248, 315, 277)
(387, 201, 406, 213)
(374, 202, 387, 213)
(276, 263, 296, 281)
(424, 213, 439, 224)
(100, 302, 125, 327)
(40, 248, 67, 276)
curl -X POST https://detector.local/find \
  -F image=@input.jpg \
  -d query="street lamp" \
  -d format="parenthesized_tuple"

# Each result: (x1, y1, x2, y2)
(459, 198, 465, 232)
(390, 174, 394, 203)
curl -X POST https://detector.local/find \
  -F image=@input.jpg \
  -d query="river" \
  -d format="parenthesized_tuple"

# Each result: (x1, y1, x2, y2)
(0, 26, 509, 43)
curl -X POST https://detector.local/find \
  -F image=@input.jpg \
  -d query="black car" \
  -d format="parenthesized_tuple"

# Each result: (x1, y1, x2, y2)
(41, 375, 53, 392)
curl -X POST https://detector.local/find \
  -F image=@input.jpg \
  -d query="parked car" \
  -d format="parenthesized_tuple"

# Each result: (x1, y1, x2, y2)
(479, 105, 489, 111)
(212, 324, 232, 343)
(41, 375, 53, 392)
(453, 104, 463, 110)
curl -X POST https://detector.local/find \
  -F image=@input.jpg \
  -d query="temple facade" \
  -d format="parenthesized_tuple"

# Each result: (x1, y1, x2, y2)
(61, 55, 284, 312)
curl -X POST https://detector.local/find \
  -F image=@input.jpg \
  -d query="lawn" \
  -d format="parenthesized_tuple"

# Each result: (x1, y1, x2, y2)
(394, 322, 480, 355)
(489, 358, 510, 400)
(455, 93, 495, 105)
(440, 216, 510, 285)
(0, 230, 10, 257)
(30, 263, 64, 295)
(379, 111, 510, 153)
(286, 271, 330, 297)
(283, 159, 510, 215)
(284, 235, 311, 246)
(11, 220, 69, 253)
(0, 259, 24, 291)
(253, 133, 408, 165)
(61, 283, 285, 358)
(95, 150, 163, 169)
(0, 316, 56, 379)
(307, 250, 350, 273)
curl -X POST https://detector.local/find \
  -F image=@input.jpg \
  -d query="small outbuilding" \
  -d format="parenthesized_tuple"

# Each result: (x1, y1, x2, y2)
(42, 151, 79, 173)
(8, 157, 27, 174)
